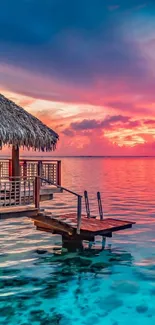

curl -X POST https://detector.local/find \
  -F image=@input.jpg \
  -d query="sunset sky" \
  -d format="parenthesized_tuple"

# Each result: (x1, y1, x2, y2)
(1, 0, 155, 156)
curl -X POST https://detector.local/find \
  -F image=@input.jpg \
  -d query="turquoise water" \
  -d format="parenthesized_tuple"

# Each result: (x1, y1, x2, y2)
(0, 157, 155, 324)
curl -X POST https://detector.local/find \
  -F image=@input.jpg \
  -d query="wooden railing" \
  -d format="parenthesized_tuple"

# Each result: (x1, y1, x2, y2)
(0, 177, 35, 207)
(35, 176, 82, 234)
(0, 159, 61, 185)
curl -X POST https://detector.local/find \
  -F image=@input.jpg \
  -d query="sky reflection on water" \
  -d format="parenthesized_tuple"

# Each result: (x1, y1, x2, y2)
(0, 157, 155, 324)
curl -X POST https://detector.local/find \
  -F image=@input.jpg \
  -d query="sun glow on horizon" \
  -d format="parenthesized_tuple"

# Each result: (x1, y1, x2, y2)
(1, 87, 155, 156)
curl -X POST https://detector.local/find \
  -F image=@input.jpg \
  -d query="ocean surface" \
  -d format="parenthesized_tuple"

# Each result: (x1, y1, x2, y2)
(0, 157, 155, 325)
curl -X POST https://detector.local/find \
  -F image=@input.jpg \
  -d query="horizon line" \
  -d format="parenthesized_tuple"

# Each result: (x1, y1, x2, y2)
(1, 155, 155, 158)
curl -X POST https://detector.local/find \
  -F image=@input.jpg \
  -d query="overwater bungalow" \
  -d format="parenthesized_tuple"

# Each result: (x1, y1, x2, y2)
(0, 94, 134, 248)
(0, 94, 64, 218)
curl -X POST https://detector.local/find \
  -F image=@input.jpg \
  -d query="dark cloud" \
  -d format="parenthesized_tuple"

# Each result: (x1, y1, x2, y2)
(71, 119, 100, 131)
(0, 0, 154, 88)
(63, 115, 141, 135)
(62, 129, 75, 136)
(70, 115, 131, 131)
(102, 115, 130, 126)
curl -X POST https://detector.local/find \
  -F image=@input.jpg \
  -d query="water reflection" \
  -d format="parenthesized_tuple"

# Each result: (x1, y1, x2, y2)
(1, 157, 155, 324)
(0, 239, 134, 324)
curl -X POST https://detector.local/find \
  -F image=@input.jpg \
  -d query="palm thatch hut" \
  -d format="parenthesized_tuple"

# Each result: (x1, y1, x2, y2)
(0, 94, 59, 177)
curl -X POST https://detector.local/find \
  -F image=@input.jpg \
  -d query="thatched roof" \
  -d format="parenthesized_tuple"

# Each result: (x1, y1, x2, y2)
(0, 94, 59, 151)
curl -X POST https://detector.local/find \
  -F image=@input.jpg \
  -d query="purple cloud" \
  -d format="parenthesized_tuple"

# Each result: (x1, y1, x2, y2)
(62, 115, 142, 136)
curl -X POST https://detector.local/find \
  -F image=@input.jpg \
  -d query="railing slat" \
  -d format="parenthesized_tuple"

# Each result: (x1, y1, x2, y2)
(19, 180, 21, 205)
(15, 181, 17, 206)
(35, 176, 40, 209)
(9, 182, 11, 206)
(28, 180, 30, 204)
(4, 183, 6, 207)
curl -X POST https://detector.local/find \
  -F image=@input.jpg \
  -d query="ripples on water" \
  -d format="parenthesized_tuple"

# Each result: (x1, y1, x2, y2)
(0, 157, 155, 325)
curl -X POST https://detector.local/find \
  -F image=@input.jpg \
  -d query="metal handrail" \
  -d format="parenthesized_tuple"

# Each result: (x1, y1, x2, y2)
(38, 177, 82, 234)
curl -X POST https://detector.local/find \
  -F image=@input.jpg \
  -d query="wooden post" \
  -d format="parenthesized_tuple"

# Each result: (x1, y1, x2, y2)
(57, 161, 61, 185)
(62, 237, 83, 251)
(35, 176, 40, 209)
(77, 195, 82, 235)
(12, 145, 20, 178)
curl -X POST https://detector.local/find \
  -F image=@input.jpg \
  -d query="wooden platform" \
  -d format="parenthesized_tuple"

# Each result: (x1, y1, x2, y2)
(0, 206, 38, 219)
(33, 213, 135, 240)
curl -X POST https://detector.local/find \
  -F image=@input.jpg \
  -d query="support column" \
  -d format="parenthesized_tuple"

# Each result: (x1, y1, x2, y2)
(62, 237, 83, 252)
(12, 145, 20, 178)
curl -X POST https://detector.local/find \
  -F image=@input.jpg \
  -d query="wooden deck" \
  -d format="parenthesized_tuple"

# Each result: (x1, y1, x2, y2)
(0, 205, 135, 248)
(32, 212, 135, 240)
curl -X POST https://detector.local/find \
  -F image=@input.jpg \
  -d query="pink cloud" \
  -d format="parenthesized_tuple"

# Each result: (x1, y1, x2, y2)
(1, 59, 155, 156)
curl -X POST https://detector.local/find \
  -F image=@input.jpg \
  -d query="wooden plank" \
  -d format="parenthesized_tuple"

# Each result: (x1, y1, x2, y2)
(0, 206, 38, 219)
(0, 206, 37, 213)
(47, 213, 134, 232)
